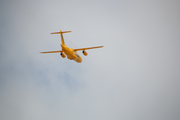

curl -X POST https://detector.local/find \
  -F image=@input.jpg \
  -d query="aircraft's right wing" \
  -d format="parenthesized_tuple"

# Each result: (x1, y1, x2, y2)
(40, 50, 62, 53)
(74, 46, 104, 51)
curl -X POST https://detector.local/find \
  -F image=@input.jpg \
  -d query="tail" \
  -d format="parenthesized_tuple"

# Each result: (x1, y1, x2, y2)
(51, 30, 71, 45)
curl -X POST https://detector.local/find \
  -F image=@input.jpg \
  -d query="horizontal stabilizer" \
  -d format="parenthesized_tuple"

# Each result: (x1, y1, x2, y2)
(51, 31, 71, 34)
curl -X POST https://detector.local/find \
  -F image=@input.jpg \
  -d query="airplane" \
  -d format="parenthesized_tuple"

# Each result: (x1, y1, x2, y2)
(40, 30, 104, 63)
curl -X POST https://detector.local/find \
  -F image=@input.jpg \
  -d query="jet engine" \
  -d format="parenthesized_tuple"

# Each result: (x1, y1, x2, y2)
(60, 53, 66, 58)
(82, 50, 88, 56)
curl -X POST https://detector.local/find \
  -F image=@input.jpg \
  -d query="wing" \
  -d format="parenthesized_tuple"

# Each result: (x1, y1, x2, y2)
(74, 46, 104, 51)
(40, 50, 62, 53)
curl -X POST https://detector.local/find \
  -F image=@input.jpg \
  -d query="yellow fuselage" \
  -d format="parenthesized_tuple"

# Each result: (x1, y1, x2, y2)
(61, 44, 82, 63)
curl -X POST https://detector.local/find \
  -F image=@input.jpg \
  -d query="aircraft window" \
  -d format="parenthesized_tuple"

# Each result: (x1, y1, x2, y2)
(76, 53, 80, 58)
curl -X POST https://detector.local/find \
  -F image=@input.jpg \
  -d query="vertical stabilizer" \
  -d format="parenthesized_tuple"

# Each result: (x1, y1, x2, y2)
(51, 30, 71, 45)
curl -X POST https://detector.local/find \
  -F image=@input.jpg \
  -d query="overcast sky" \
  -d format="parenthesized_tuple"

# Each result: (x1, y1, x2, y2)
(0, 0, 180, 120)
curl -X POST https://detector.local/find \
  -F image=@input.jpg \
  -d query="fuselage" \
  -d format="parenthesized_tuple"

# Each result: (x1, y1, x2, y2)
(61, 44, 82, 63)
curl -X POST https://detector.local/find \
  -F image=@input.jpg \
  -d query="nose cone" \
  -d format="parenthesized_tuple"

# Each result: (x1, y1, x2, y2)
(75, 56, 82, 63)
(77, 57, 82, 63)
(79, 59, 82, 63)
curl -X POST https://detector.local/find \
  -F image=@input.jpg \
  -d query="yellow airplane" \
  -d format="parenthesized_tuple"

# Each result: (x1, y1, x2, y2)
(40, 30, 103, 63)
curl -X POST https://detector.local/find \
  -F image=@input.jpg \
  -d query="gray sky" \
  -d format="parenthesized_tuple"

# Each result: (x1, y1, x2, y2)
(0, 0, 180, 120)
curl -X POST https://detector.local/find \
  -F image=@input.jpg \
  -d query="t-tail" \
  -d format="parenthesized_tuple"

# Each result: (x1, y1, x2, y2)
(51, 30, 71, 45)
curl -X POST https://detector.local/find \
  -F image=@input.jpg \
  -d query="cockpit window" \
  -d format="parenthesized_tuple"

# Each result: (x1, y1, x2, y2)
(75, 53, 80, 58)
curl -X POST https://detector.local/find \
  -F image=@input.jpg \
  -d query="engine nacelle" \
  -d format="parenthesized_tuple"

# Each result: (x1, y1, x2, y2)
(82, 50, 88, 56)
(60, 53, 66, 58)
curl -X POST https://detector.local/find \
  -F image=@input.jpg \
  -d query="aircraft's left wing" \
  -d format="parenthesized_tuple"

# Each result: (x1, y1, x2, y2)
(40, 50, 62, 53)
(74, 46, 104, 51)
